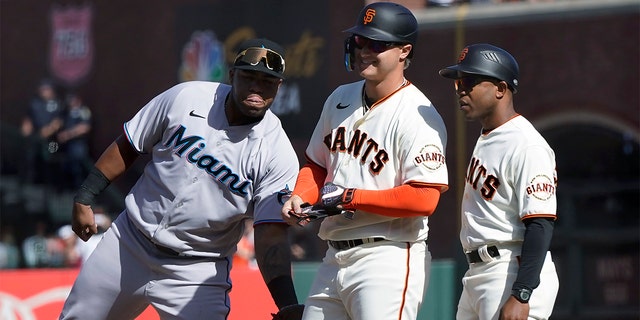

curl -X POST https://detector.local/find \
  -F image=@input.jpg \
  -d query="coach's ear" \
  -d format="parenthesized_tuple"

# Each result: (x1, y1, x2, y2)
(495, 80, 509, 99)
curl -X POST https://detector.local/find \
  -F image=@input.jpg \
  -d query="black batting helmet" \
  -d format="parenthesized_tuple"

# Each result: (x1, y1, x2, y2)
(439, 43, 520, 93)
(344, 2, 418, 46)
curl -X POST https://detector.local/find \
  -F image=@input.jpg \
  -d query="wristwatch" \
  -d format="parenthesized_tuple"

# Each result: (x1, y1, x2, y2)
(511, 288, 532, 303)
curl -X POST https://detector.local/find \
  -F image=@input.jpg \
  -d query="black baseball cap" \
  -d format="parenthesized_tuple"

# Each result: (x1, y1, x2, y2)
(232, 38, 286, 79)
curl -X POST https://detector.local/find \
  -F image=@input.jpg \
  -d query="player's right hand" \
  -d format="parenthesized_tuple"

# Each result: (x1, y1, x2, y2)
(72, 202, 99, 242)
(499, 296, 530, 320)
(281, 195, 310, 226)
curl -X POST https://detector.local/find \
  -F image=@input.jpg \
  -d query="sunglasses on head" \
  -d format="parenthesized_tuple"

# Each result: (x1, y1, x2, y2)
(234, 47, 285, 74)
(352, 35, 399, 53)
(454, 76, 498, 91)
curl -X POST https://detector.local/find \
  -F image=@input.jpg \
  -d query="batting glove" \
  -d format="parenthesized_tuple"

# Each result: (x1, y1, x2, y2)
(320, 182, 355, 209)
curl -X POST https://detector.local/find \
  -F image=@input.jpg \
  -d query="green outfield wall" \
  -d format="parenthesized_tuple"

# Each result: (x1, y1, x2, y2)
(293, 259, 456, 320)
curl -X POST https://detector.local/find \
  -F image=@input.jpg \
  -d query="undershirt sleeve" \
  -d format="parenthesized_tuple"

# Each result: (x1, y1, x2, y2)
(512, 217, 555, 291)
(344, 183, 441, 217)
(291, 160, 326, 204)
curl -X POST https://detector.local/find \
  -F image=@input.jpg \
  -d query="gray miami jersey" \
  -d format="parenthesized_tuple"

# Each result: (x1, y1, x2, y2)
(123, 81, 299, 258)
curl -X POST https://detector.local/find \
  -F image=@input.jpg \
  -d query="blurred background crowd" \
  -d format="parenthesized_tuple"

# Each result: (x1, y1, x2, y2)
(1, 78, 95, 269)
(0, 0, 590, 271)
(1, 1, 638, 317)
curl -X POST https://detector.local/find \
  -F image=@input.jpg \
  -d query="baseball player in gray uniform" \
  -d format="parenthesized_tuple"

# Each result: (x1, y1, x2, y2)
(59, 38, 303, 320)
(282, 3, 448, 320)
(439, 44, 559, 320)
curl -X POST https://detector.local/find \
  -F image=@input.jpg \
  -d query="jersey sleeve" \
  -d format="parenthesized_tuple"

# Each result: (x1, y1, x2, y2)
(123, 85, 179, 153)
(252, 128, 300, 224)
(398, 102, 449, 191)
(512, 145, 557, 219)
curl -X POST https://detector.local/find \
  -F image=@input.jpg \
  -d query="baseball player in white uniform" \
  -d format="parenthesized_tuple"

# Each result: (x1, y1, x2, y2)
(439, 43, 559, 320)
(281, 3, 448, 320)
(59, 38, 304, 319)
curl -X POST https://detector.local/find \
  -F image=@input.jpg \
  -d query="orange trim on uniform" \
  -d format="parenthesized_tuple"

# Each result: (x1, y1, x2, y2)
(291, 159, 327, 204)
(369, 80, 412, 111)
(481, 113, 521, 135)
(410, 181, 449, 193)
(397, 242, 411, 320)
(521, 214, 557, 221)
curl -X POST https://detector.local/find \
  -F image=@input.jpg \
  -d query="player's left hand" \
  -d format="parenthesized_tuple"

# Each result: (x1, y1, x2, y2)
(499, 296, 530, 320)
(320, 182, 355, 210)
(271, 304, 304, 320)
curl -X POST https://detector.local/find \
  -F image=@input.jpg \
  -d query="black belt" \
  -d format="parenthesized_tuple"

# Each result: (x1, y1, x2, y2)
(465, 245, 500, 263)
(328, 237, 386, 250)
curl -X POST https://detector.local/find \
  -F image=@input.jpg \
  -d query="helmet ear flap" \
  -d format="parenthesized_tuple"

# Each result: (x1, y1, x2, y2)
(344, 36, 356, 72)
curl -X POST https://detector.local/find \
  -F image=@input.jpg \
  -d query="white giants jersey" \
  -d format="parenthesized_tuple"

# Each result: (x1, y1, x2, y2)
(460, 115, 557, 251)
(306, 80, 449, 242)
(123, 81, 299, 258)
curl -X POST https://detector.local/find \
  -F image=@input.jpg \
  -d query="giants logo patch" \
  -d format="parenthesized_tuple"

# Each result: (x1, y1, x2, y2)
(414, 144, 445, 170)
(526, 174, 555, 200)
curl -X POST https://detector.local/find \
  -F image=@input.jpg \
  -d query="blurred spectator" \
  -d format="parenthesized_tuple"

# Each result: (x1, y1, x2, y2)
(57, 92, 93, 190)
(20, 79, 64, 185)
(47, 230, 66, 267)
(233, 219, 256, 269)
(22, 219, 53, 268)
(57, 225, 82, 268)
(0, 224, 20, 269)
(21, 218, 67, 268)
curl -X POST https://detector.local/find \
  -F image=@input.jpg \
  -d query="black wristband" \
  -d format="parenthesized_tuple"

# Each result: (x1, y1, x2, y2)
(74, 166, 111, 206)
(266, 275, 299, 309)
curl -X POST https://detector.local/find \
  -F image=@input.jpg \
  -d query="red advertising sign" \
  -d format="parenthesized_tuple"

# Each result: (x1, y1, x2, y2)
(0, 267, 276, 319)
(49, 4, 94, 86)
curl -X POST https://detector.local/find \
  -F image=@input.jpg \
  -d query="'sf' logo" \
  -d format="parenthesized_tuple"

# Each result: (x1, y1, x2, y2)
(363, 9, 376, 24)
(457, 47, 469, 63)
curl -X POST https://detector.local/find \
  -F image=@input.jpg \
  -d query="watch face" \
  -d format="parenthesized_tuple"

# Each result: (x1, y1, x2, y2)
(513, 288, 532, 303)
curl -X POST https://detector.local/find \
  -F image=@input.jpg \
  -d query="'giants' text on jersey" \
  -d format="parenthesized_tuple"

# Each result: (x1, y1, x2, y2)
(323, 127, 389, 175)
(466, 156, 500, 200)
